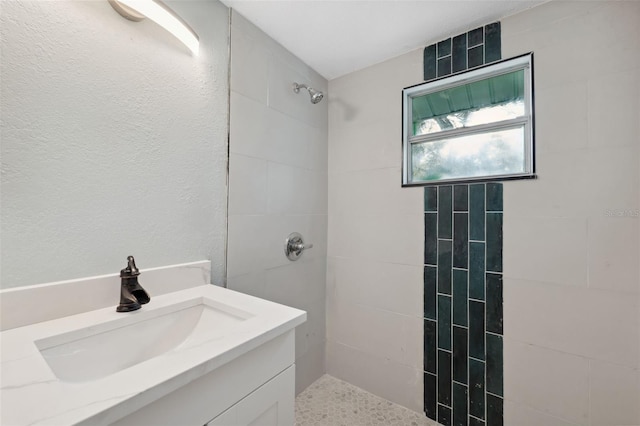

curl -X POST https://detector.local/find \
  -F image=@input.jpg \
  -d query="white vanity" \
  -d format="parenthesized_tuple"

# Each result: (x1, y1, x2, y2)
(0, 262, 306, 425)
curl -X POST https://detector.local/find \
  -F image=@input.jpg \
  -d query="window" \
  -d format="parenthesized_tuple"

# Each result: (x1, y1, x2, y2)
(402, 53, 535, 186)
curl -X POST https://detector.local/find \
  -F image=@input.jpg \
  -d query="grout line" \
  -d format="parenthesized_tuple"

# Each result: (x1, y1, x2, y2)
(464, 196, 470, 269)
(482, 185, 489, 424)
(486, 330, 502, 338)
(329, 256, 433, 268)
(435, 187, 440, 411)
(483, 279, 488, 422)
(501, 399, 584, 426)
(467, 183, 472, 423)
(469, 355, 485, 363)
(486, 391, 503, 400)
(588, 359, 592, 425)
(480, 183, 488, 423)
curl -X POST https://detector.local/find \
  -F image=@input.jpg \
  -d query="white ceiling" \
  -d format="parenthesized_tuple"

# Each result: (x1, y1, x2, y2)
(220, 0, 546, 80)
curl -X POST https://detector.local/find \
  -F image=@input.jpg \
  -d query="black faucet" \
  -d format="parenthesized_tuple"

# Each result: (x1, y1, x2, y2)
(116, 256, 151, 312)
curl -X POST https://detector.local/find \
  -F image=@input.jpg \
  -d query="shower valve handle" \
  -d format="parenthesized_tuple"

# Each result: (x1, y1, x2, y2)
(293, 242, 313, 251)
(285, 232, 313, 261)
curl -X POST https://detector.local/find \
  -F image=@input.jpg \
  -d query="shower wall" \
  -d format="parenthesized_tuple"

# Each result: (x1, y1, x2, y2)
(226, 11, 328, 394)
(329, 1, 639, 424)
(501, 2, 640, 424)
(327, 52, 425, 412)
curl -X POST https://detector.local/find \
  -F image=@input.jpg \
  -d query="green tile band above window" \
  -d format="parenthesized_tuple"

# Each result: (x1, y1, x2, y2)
(452, 35, 467, 73)
(424, 22, 501, 81)
(424, 45, 437, 81)
(485, 23, 502, 63)
(468, 27, 483, 47)
(438, 38, 452, 57)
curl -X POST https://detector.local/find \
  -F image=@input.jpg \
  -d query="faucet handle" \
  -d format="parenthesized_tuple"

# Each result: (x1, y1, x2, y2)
(284, 232, 313, 261)
(120, 255, 140, 277)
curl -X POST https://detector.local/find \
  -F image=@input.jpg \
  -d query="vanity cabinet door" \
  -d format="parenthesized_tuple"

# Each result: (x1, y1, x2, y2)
(207, 406, 236, 426)
(206, 365, 294, 426)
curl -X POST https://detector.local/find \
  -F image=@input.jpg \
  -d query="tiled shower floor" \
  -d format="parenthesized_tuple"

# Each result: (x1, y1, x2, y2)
(295, 375, 438, 426)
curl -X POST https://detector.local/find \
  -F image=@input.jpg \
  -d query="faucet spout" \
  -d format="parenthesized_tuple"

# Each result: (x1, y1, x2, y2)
(117, 256, 150, 312)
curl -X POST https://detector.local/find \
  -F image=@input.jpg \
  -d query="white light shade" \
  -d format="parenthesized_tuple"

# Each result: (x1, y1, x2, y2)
(116, 0, 199, 55)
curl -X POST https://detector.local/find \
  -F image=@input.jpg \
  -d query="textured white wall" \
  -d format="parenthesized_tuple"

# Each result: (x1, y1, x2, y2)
(0, 0, 230, 288)
(226, 12, 328, 394)
(501, 2, 640, 425)
(326, 51, 425, 412)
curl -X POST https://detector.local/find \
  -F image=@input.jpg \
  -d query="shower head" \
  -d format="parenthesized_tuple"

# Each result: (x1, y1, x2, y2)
(293, 82, 324, 104)
(308, 88, 324, 104)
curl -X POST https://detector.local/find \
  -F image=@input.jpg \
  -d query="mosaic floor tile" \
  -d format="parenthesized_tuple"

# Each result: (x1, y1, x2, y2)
(295, 375, 438, 426)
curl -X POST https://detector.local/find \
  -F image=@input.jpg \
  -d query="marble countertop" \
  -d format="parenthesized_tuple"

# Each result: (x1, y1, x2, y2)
(0, 285, 306, 425)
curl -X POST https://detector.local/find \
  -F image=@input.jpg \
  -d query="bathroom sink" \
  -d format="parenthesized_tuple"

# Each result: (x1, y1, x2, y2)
(36, 297, 253, 382)
(1, 284, 305, 426)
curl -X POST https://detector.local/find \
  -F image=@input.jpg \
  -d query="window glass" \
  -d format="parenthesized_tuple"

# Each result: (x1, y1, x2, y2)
(402, 54, 534, 186)
(412, 70, 525, 136)
(411, 127, 525, 181)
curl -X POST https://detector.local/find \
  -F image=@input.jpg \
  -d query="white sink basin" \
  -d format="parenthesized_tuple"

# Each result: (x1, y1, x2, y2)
(1, 284, 306, 426)
(36, 298, 253, 382)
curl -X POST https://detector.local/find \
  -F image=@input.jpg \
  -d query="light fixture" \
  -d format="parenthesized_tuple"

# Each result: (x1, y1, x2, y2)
(109, 0, 199, 56)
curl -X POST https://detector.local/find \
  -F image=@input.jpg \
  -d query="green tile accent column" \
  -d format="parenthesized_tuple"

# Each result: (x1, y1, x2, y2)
(422, 23, 504, 426)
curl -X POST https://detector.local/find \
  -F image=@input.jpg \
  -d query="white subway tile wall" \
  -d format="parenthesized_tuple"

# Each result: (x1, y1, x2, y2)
(502, 1, 640, 425)
(327, 46, 426, 413)
(227, 11, 328, 394)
